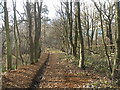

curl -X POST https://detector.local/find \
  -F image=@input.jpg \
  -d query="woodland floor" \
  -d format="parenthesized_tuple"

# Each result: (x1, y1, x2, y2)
(2, 50, 118, 89)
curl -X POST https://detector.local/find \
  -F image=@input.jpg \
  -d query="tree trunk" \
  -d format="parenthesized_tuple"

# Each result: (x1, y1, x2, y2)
(34, 1, 38, 62)
(61, 2, 70, 53)
(65, 1, 71, 54)
(37, 1, 42, 59)
(26, 1, 34, 64)
(86, 13, 90, 49)
(13, 1, 18, 69)
(95, 27, 98, 47)
(4, 1, 12, 71)
(108, 21, 113, 50)
(112, 1, 120, 86)
(69, 1, 74, 55)
(100, 12, 112, 73)
(77, 2, 85, 69)
(73, 12, 78, 58)
(91, 18, 95, 49)
(93, 1, 112, 73)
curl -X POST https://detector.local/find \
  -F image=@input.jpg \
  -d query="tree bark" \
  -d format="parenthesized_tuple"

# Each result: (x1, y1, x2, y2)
(13, 1, 18, 69)
(4, 1, 12, 71)
(73, 13, 78, 58)
(37, 1, 42, 59)
(26, 1, 34, 64)
(34, 1, 38, 62)
(69, 1, 74, 55)
(77, 2, 85, 69)
(112, 1, 120, 86)
(91, 18, 95, 49)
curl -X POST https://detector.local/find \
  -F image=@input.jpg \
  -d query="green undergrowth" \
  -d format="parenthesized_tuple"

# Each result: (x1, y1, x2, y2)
(59, 51, 110, 76)
(85, 53, 110, 75)
(54, 48, 113, 77)
(58, 50, 114, 88)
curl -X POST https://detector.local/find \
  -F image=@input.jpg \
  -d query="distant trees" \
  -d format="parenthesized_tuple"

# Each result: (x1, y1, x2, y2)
(50, 0, 118, 72)
(92, 0, 113, 73)
(103, 1, 115, 51)
(51, 0, 85, 69)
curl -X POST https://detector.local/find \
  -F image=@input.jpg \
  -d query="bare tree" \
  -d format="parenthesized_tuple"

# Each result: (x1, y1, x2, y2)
(77, 1, 85, 69)
(103, 1, 115, 51)
(26, 1, 34, 64)
(93, 0, 112, 73)
(112, 0, 120, 86)
(4, 1, 12, 70)
(13, 0, 19, 69)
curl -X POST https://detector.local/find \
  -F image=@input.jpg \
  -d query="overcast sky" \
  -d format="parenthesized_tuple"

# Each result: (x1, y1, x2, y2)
(0, 0, 60, 27)
(0, 0, 118, 27)
(5, 0, 60, 19)
(2, 0, 101, 19)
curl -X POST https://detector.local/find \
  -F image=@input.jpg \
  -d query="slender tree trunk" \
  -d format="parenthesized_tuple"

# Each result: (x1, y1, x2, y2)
(34, 1, 38, 62)
(13, 1, 24, 64)
(93, 1, 112, 73)
(4, 1, 12, 71)
(95, 28, 98, 47)
(91, 18, 95, 49)
(13, 1, 18, 69)
(86, 14, 90, 49)
(108, 21, 113, 50)
(26, 1, 34, 64)
(37, 1, 42, 59)
(69, 1, 74, 55)
(100, 13, 112, 73)
(77, 2, 85, 69)
(73, 13, 78, 58)
(112, 1, 120, 86)
(66, 1, 71, 54)
(100, 12, 112, 73)
(61, 2, 70, 53)
(16, 20, 24, 65)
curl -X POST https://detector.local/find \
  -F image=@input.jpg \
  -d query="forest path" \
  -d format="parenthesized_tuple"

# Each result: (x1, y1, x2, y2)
(37, 51, 97, 88)
(2, 49, 112, 89)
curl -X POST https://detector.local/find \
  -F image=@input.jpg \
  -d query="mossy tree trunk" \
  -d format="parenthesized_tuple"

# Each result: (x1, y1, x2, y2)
(4, 1, 12, 71)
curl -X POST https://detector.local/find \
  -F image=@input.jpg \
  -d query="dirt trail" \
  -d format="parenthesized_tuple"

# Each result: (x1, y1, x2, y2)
(38, 53, 95, 88)
(2, 51, 112, 89)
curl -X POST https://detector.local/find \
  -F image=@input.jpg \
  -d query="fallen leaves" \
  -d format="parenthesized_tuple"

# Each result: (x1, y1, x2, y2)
(2, 51, 117, 88)
(2, 53, 48, 88)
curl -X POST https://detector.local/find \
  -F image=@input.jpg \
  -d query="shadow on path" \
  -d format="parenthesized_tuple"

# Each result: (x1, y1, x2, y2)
(29, 53, 50, 89)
